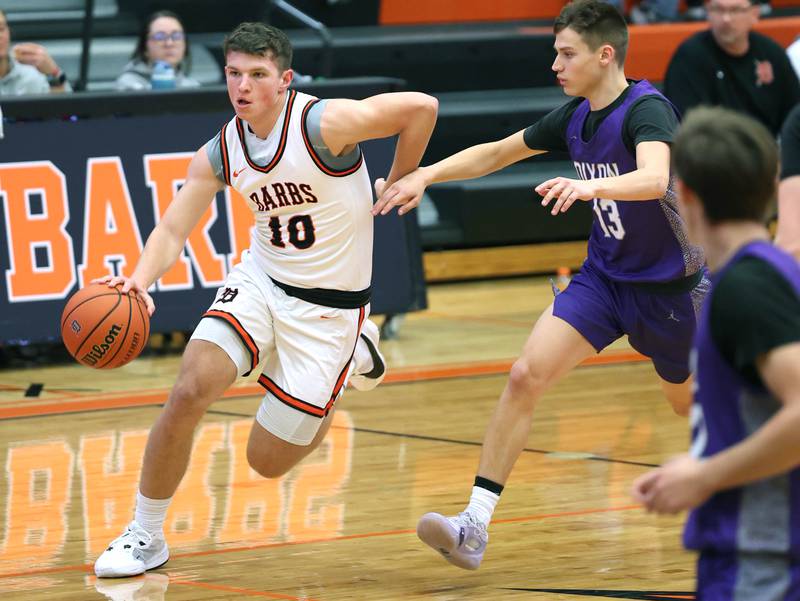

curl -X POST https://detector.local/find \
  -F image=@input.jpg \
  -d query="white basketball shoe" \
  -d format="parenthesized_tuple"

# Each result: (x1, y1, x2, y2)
(94, 521, 169, 578)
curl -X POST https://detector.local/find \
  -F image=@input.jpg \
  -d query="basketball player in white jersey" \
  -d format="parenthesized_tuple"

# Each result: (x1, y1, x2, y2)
(93, 22, 438, 577)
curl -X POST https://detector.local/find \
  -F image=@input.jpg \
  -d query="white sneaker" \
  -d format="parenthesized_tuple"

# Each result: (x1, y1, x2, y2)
(349, 319, 386, 391)
(94, 521, 169, 578)
(417, 511, 489, 570)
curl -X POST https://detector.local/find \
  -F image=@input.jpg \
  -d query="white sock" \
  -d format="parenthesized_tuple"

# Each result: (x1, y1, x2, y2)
(464, 486, 500, 527)
(134, 491, 171, 535)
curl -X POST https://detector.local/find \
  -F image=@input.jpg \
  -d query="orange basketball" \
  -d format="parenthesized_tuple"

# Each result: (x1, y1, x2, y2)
(60, 283, 150, 369)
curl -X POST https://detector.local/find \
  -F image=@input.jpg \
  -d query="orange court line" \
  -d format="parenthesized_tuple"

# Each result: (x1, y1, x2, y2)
(0, 503, 642, 580)
(172, 580, 320, 601)
(0, 349, 648, 419)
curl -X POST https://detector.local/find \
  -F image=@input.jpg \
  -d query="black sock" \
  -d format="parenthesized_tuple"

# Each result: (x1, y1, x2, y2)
(474, 476, 504, 496)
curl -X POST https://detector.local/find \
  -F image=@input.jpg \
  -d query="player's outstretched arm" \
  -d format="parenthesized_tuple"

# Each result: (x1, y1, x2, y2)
(632, 343, 800, 514)
(537, 140, 671, 215)
(94, 145, 223, 314)
(373, 129, 541, 216)
(321, 92, 438, 182)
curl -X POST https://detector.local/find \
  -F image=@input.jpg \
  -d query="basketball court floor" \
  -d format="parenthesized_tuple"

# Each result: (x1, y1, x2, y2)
(0, 275, 696, 600)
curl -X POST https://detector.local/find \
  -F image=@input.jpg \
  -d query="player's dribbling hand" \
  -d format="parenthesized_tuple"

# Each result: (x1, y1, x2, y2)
(631, 454, 712, 514)
(536, 177, 595, 215)
(91, 275, 155, 316)
(371, 168, 428, 216)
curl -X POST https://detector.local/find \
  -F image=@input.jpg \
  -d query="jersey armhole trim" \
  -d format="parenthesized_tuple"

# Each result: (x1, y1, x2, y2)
(301, 98, 364, 177)
(220, 122, 232, 186)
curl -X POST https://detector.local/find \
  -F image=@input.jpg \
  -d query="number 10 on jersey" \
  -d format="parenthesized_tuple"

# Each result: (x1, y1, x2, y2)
(268, 215, 316, 249)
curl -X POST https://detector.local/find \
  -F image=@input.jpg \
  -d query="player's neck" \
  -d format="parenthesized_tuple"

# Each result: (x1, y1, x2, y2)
(0, 55, 9, 78)
(248, 92, 288, 139)
(586, 72, 629, 111)
(703, 222, 770, 272)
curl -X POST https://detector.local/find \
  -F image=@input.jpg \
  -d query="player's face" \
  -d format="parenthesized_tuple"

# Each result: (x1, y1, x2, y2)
(706, 0, 757, 50)
(552, 28, 604, 97)
(225, 51, 293, 122)
(146, 16, 186, 68)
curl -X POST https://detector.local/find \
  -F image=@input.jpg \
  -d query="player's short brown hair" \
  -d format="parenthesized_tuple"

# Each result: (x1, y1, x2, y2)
(554, 0, 629, 66)
(673, 107, 778, 223)
(224, 22, 292, 71)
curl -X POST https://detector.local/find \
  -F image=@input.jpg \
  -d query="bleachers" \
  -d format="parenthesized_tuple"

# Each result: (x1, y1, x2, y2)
(43, 38, 222, 90)
(2, 0, 118, 22)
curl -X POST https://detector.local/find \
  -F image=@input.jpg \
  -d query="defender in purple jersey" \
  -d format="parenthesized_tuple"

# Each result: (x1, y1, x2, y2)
(374, 0, 708, 570)
(633, 107, 800, 601)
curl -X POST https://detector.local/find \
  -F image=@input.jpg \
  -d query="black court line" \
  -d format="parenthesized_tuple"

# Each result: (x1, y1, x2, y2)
(205, 409, 660, 468)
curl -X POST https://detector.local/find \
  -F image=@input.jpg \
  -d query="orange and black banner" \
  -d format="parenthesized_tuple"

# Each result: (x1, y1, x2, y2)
(0, 110, 426, 344)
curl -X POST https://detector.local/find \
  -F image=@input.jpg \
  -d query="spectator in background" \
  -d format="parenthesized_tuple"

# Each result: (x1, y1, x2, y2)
(664, 0, 799, 136)
(686, 0, 772, 19)
(116, 10, 200, 91)
(778, 104, 800, 260)
(0, 9, 70, 95)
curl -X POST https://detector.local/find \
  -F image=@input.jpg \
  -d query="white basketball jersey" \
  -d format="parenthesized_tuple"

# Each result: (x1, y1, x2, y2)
(219, 89, 373, 292)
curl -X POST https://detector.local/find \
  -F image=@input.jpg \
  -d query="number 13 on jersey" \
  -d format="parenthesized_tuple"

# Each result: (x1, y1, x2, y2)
(592, 198, 626, 240)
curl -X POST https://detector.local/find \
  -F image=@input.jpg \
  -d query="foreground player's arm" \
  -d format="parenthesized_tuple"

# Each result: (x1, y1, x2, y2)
(98, 145, 223, 313)
(373, 129, 543, 215)
(537, 140, 671, 215)
(320, 91, 438, 185)
(777, 176, 800, 260)
(632, 343, 800, 514)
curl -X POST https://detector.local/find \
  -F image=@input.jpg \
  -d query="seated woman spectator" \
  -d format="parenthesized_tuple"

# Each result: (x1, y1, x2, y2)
(116, 10, 199, 91)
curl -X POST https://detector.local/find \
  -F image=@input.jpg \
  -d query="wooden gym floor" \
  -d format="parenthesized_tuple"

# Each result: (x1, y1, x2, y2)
(0, 275, 695, 600)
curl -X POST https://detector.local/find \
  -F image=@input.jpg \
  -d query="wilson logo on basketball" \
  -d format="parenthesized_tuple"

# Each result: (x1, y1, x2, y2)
(81, 324, 123, 366)
(71, 320, 81, 334)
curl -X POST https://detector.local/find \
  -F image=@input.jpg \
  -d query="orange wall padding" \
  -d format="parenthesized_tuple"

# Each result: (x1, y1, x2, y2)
(379, 0, 568, 25)
(379, 0, 800, 25)
(626, 16, 800, 81)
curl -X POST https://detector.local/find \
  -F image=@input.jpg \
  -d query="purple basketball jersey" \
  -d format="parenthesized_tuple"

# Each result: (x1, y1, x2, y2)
(684, 241, 800, 560)
(565, 80, 703, 283)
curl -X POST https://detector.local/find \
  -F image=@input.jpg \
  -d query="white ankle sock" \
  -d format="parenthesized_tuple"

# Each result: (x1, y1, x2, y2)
(464, 486, 499, 527)
(134, 491, 171, 535)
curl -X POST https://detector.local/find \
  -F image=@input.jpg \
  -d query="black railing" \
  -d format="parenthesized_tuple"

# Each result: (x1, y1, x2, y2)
(269, 0, 333, 78)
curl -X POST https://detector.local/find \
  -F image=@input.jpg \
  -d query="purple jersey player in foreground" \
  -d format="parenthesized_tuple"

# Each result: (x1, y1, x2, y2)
(372, 0, 708, 570)
(633, 108, 800, 601)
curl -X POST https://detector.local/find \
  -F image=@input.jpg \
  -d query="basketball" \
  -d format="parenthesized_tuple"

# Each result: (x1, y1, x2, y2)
(60, 283, 150, 369)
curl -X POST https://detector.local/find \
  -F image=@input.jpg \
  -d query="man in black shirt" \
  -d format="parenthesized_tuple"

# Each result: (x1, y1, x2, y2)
(778, 104, 800, 259)
(664, 0, 799, 136)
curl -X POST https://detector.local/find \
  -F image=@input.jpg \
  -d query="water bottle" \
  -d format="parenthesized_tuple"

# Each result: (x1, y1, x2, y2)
(550, 266, 572, 296)
(151, 61, 176, 90)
